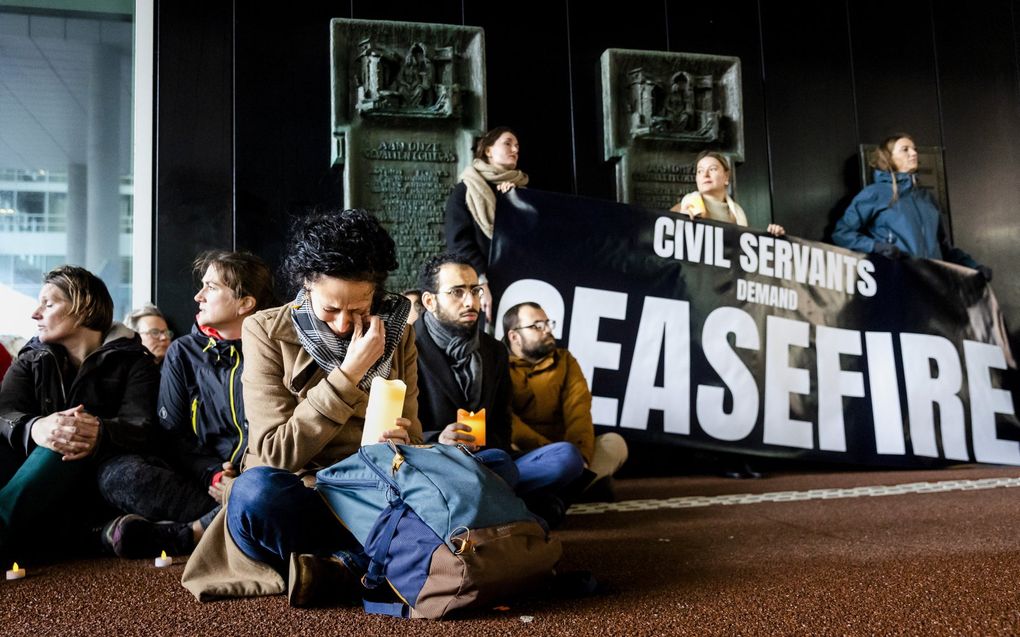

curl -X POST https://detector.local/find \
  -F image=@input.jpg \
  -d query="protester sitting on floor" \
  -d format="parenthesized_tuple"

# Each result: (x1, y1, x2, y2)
(124, 303, 173, 365)
(0, 266, 159, 565)
(503, 301, 628, 502)
(98, 251, 276, 559)
(414, 253, 584, 527)
(181, 208, 421, 605)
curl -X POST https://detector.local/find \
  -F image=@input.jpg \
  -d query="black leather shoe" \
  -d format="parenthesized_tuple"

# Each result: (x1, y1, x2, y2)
(579, 476, 617, 503)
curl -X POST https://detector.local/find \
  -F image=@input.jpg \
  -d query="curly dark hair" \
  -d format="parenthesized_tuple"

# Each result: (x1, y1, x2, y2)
(281, 208, 398, 291)
(418, 252, 475, 294)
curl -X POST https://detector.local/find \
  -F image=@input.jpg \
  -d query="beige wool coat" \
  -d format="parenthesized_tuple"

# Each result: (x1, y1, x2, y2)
(181, 304, 422, 600)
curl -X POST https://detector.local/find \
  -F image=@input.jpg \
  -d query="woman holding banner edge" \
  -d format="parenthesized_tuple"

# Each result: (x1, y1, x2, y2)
(444, 126, 529, 325)
(832, 133, 991, 280)
(672, 150, 785, 237)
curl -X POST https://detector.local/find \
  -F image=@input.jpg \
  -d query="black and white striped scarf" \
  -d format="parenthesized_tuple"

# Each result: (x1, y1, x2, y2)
(290, 288, 410, 392)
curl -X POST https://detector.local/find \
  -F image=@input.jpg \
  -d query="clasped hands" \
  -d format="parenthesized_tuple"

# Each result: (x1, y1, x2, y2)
(31, 404, 100, 461)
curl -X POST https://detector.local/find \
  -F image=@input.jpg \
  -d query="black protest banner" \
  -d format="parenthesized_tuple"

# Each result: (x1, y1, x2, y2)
(488, 188, 1019, 467)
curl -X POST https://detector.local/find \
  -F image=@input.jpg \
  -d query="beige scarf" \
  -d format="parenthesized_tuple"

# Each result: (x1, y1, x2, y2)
(459, 158, 529, 238)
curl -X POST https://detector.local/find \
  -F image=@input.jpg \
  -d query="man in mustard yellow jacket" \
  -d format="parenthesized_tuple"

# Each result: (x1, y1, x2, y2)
(503, 302, 628, 500)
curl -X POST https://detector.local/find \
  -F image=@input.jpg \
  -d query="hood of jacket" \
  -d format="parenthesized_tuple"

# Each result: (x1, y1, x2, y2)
(872, 169, 916, 194)
(22, 321, 146, 361)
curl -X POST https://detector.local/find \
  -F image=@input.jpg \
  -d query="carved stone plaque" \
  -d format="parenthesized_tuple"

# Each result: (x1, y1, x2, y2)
(332, 19, 486, 291)
(601, 49, 743, 211)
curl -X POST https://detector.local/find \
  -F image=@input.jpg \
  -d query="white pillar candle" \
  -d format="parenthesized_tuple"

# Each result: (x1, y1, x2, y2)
(362, 377, 406, 446)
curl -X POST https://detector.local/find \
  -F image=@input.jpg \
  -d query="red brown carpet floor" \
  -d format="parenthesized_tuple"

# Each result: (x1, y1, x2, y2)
(3, 464, 1019, 636)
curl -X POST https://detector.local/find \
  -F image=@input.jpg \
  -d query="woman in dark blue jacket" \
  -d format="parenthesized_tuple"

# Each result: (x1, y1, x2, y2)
(0, 266, 159, 564)
(833, 133, 991, 280)
(97, 251, 275, 559)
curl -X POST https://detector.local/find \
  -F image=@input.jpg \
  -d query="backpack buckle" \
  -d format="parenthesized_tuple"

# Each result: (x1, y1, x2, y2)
(450, 526, 471, 554)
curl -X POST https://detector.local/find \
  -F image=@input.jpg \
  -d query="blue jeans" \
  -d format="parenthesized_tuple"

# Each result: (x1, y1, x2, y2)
(477, 441, 585, 497)
(226, 466, 357, 573)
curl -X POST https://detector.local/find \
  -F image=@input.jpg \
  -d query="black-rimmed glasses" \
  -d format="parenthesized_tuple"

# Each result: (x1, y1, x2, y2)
(513, 319, 556, 333)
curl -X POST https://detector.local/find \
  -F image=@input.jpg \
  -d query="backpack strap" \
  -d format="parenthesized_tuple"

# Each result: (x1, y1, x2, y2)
(361, 499, 413, 618)
(362, 499, 409, 590)
(363, 599, 410, 618)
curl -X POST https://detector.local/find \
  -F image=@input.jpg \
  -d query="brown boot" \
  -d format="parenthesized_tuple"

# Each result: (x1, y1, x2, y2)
(287, 553, 363, 608)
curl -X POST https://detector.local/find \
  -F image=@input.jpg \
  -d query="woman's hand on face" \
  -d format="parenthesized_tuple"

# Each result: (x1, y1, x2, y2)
(32, 404, 100, 460)
(340, 315, 386, 384)
(379, 417, 411, 445)
(767, 224, 786, 237)
(496, 181, 516, 193)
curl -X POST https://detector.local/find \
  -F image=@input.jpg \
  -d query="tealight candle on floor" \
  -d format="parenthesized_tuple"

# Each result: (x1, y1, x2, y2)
(6, 562, 25, 580)
(154, 551, 173, 568)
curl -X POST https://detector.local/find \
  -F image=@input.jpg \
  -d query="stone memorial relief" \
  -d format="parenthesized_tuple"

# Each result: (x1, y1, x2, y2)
(332, 20, 486, 290)
(601, 49, 743, 211)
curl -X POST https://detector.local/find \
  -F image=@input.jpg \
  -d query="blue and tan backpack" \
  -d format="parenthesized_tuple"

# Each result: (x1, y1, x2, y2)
(315, 441, 562, 619)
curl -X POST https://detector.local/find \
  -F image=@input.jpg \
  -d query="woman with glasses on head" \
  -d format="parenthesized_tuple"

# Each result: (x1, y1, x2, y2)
(124, 304, 173, 364)
(672, 151, 785, 237)
(445, 126, 528, 325)
(182, 208, 422, 606)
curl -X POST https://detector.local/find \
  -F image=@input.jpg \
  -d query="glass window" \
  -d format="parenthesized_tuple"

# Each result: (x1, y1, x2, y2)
(0, 2, 148, 341)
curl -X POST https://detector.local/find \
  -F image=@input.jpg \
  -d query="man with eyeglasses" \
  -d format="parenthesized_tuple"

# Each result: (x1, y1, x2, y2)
(504, 302, 629, 502)
(97, 250, 277, 559)
(413, 253, 584, 527)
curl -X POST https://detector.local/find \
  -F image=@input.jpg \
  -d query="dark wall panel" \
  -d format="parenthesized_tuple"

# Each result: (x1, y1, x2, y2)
(567, 0, 668, 199)
(350, 1, 462, 25)
(847, 0, 942, 146)
(234, 3, 351, 300)
(465, 0, 574, 194)
(665, 0, 772, 227)
(153, 0, 1020, 336)
(154, 0, 234, 333)
(933, 0, 1020, 342)
(759, 1, 858, 242)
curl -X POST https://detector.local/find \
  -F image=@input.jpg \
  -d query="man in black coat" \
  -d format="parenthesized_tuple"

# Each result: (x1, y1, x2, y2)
(414, 254, 583, 525)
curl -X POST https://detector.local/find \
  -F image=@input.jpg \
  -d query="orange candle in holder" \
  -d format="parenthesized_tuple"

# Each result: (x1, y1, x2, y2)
(456, 408, 486, 446)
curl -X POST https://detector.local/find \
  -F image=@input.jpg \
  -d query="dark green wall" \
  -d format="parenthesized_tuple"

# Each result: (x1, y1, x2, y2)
(153, 0, 1020, 351)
